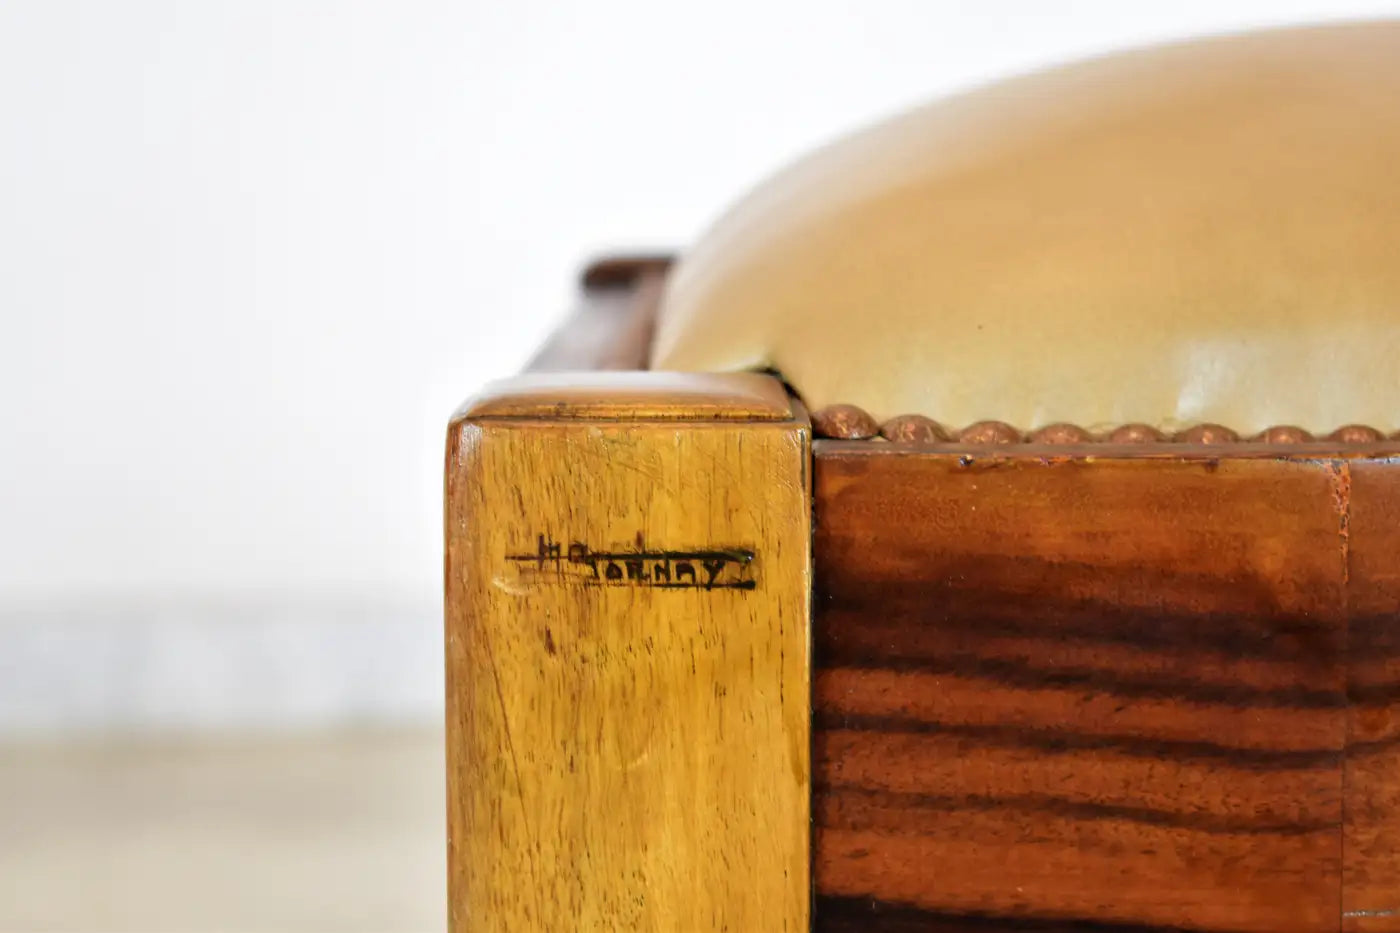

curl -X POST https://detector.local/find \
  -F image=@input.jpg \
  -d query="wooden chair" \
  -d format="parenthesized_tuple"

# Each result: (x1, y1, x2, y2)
(445, 21, 1400, 932)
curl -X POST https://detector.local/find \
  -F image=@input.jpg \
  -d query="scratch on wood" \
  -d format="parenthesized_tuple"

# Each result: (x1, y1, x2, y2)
(1330, 456, 1352, 931)
(1327, 459, 1352, 586)
(478, 619, 544, 924)
(1345, 908, 1399, 918)
(490, 574, 531, 596)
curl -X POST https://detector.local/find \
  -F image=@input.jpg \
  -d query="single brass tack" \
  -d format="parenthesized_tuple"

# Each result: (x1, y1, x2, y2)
(881, 414, 950, 444)
(959, 421, 1022, 445)
(1029, 423, 1095, 444)
(1252, 425, 1314, 444)
(812, 404, 880, 439)
(1107, 423, 1166, 444)
(1174, 423, 1239, 445)
(1331, 424, 1385, 443)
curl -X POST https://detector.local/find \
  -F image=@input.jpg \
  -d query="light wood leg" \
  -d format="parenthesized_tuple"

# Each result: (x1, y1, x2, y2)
(445, 372, 811, 931)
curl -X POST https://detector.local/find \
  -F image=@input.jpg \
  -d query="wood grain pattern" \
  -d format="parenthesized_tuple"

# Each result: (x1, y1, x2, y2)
(1343, 461, 1400, 931)
(444, 373, 810, 931)
(810, 445, 1400, 933)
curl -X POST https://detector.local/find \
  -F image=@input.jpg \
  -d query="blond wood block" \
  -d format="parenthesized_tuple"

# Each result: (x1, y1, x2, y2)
(444, 373, 812, 931)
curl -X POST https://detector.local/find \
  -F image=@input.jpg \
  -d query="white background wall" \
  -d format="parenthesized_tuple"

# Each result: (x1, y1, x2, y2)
(3, 0, 1396, 733)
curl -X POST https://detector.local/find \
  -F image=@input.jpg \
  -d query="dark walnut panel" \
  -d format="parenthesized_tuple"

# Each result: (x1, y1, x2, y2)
(813, 445, 1400, 933)
(1344, 462, 1400, 932)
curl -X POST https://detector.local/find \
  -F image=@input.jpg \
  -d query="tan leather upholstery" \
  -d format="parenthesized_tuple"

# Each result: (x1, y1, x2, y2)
(651, 21, 1400, 435)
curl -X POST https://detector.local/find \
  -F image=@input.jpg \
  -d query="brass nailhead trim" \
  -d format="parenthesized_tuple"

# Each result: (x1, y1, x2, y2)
(809, 405, 1396, 444)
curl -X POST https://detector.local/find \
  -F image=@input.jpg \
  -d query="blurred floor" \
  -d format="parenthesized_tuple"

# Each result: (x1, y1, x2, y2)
(0, 729, 444, 933)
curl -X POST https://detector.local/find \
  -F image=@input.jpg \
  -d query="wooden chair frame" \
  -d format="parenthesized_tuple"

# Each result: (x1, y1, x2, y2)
(445, 257, 1400, 932)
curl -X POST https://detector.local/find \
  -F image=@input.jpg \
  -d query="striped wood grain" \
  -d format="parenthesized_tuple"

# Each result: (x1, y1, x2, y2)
(813, 446, 1400, 932)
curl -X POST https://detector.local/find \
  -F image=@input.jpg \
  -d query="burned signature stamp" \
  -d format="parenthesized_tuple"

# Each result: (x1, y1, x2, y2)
(507, 534, 756, 590)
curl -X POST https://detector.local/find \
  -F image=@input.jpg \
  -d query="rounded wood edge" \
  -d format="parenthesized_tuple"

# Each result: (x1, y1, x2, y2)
(580, 253, 675, 290)
(456, 371, 795, 422)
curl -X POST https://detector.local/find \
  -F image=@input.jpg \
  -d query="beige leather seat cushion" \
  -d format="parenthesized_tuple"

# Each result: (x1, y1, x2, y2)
(650, 21, 1400, 436)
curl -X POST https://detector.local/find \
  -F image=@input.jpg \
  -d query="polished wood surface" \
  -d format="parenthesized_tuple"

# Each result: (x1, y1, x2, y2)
(526, 255, 670, 372)
(458, 370, 792, 421)
(1344, 461, 1400, 931)
(444, 373, 811, 931)
(812, 443, 1400, 932)
(578, 253, 673, 291)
